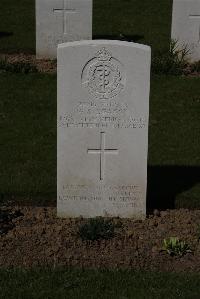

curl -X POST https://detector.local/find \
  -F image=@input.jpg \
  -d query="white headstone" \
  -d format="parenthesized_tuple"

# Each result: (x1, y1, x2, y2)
(57, 40, 151, 219)
(36, 0, 92, 59)
(171, 0, 200, 62)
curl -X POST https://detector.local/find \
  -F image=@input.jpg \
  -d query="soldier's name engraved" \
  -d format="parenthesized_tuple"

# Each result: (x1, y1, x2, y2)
(58, 114, 146, 129)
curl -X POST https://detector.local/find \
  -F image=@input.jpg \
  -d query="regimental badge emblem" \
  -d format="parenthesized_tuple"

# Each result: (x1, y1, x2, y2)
(82, 48, 125, 99)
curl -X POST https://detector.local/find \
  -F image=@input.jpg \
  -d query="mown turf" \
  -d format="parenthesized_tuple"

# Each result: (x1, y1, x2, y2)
(148, 75, 200, 210)
(0, 73, 199, 208)
(0, 0, 35, 53)
(0, 0, 172, 54)
(93, 0, 173, 53)
(149, 75, 200, 166)
(0, 268, 200, 299)
(0, 73, 56, 205)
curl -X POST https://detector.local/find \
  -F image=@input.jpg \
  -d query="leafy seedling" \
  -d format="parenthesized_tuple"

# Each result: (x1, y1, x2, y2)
(162, 237, 192, 257)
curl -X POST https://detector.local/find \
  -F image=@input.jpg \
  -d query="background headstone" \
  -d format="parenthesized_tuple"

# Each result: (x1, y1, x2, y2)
(36, 0, 92, 59)
(57, 40, 151, 219)
(171, 0, 200, 62)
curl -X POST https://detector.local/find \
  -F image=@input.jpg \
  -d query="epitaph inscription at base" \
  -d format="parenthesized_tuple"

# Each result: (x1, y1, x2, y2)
(57, 40, 151, 218)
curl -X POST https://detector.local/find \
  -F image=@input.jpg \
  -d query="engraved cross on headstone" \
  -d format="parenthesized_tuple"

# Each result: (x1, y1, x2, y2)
(87, 132, 118, 181)
(189, 14, 200, 43)
(53, 0, 76, 34)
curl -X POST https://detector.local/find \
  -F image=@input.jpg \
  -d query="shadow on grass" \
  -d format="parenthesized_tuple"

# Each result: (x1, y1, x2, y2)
(1, 166, 199, 211)
(93, 34, 144, 43)
(147, 165, 200, 212)
(0, 31, 13, 38)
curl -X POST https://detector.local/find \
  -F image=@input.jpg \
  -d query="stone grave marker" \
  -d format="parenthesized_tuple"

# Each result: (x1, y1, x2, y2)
(57, 40, 151, 218)
(171, 0, 200, 62)
(36, 0, 92, 59)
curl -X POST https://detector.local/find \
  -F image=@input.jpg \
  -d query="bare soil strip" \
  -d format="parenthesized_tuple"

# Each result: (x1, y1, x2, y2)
(1, 206, 200, 271)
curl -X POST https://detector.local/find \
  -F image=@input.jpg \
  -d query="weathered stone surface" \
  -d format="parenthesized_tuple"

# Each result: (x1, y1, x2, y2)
(57, 40, 151, 218)
(171, 0, 200, 62)
(36, 0, 92, 58)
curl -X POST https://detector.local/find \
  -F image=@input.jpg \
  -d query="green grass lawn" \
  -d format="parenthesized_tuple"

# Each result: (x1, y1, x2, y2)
(0, 0, 35, 54)
(0, 0, 172, 54)
(1, 268, 200, 299)
(0, 73, 56, 205)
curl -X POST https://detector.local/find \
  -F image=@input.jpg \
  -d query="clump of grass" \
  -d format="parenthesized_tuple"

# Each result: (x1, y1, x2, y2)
(197, 225, 200, 241)
(152, 39, 189, 75)
(78, 217, 115, 241)
(0, 59, 37, 74)
(162, 237, 191, 256)
(190, 61, 200, 73)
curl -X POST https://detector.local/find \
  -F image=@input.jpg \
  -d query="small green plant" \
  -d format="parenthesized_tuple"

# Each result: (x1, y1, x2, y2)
(0, 59, 38, 74)
(162, 237, 191, 256)
(152, 39, 189, 75)
(78, 217, 115, 241)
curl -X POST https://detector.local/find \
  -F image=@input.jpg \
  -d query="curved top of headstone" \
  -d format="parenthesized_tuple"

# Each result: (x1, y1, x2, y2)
(58, 39, 151, 52)
(57, 38, 151, 219)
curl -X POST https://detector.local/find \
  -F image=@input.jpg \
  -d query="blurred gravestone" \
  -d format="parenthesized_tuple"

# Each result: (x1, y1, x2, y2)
(171, 0, 200, 62)
(36, 0, 92, 58)
(57, 40, 151, 219)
